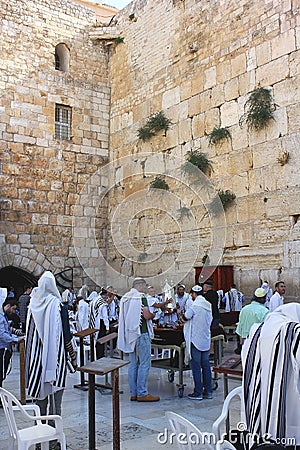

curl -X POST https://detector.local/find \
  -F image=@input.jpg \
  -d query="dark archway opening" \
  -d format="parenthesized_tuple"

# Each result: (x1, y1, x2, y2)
(0, 266, 38, 300)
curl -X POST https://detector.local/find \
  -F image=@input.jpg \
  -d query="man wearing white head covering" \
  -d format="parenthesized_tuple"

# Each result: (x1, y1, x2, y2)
(25, 271, 77, 416)
(242, 303, 300, 447)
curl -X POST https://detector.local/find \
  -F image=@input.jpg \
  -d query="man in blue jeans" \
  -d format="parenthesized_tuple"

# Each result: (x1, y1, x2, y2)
(181, 285, 213, 400)
(117, 278, 160, 402)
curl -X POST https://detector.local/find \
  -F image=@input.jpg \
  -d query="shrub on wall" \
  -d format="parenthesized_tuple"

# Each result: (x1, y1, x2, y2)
(209, 189, 236, 214)
(149, 176, 169, 191)
(137, 111, 172, 142)
(208, 127, 231, 145)
(182, 149, 213, 176)
(239, 87, 276, 130)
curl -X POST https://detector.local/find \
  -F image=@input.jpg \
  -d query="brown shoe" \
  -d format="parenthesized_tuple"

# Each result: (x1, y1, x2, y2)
(130, 396, 137, 401)
(137, 394, 160, 402)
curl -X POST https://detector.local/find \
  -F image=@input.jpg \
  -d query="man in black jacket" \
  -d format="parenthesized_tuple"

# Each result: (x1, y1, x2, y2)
(202, 280, 220, 327)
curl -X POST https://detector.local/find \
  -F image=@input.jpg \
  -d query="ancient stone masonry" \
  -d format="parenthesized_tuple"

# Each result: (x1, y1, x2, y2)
(0, 0, 113, 288)
(1, 0, 300, 298)
(106, 0, 300, 298)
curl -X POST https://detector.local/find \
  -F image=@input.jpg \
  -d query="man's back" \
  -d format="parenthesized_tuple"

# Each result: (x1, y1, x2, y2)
(18, 293, 30, 325)
(236, 301, 269, 338)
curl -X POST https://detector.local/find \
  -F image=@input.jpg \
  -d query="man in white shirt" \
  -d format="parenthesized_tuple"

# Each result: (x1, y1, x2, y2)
(117, 278, 160, 402)
(269, 281, 286, 312)
(175, 284, 190, 313)
(180, 285, 213, 400)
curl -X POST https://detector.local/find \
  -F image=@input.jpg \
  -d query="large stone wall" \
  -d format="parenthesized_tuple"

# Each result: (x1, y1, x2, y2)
(0, 0, 112, 288)
(106, 0, 300, 298)
(1, 0, 300, 298)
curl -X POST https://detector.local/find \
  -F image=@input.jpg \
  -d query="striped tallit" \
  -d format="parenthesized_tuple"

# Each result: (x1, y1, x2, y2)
(242, 303, 300, 444)
(25, 312, 66, 399)
(89, 296, 107, 329)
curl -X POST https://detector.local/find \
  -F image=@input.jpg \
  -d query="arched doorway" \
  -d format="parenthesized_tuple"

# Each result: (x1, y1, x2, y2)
(0, 266, 38, 300)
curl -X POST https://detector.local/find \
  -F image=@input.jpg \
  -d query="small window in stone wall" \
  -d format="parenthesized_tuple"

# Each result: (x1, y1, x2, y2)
(55, 43, 70, 72)
(55, 104, 72, 140)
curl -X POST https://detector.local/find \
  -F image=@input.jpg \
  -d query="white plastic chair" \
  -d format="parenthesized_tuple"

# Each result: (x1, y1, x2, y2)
(0, 387, 67, 450)
(166, 411, 213, 450)
(216, 440, 237, 450)
(212, 386, 243, 443)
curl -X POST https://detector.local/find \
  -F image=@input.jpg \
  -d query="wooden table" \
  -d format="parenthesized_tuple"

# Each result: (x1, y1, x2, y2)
(78, 357, 129, 450)
(73, 327, 99, 390)
(213, 355, 242, 397)
(213, 355, 243, 433)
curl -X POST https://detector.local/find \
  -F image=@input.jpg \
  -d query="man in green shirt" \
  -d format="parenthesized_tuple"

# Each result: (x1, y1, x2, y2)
(235, 287, 269, 354)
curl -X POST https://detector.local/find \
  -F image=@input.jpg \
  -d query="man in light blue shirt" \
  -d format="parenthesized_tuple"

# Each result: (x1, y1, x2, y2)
(181, 285, 213, 400)
(0, 298, 24, 387)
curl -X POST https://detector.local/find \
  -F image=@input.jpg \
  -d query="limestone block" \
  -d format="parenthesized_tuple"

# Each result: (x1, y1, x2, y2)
(233, 223, 253, 247)
(211, 84, 225, 108)
(273, 76, 300, 107)
(191, 114, 205, 139)
(230, 172, 249, 197)
(180, 79, 192, 101)
(256, 41, 272, 67)
(204, 66, 216, 90)
(256, 55, 289, 86)
(271, 29, 295, 60)
(252, 139, 282, 170)
(203, 108, 219, 135)
(162, 86, 180, 109)
(248, 124, 268, 147)
(231, 53, 246, 78)
(264, 107, 288, 141)
(296, 26, 300, 49)
(239, 70, 256, 96)
(286, 103, 300, 133)
(246, 47, 257, 72)
(216, 59, 231, 84)
(169, 100, 188, 122)
(230, 124, 248, 151)
(188, 94, 201, 118)
(191, 73, 204, 96)
(220, 100, 239, 127)
(224, 77, 239, 102)
(178, 118, 192, 144)
(14, 135, 36, 145)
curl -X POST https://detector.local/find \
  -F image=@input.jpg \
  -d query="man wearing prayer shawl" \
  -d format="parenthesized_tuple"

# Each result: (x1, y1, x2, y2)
(117, 278, 160, 402)
(242, 303, 300, 448)
(25, 271, 77, 417)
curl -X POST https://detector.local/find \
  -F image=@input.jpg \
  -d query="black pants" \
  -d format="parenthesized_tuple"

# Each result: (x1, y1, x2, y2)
(0, 348, 12, 387)
(95, 320, 107, 359)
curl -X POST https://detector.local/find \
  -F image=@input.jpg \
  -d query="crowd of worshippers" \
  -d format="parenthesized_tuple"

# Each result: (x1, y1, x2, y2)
(1, 273, 299, 449)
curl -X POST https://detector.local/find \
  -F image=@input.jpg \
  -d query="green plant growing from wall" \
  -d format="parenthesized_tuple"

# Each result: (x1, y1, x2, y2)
(182, 149, 213, 176)
(177, 206, 192, 222)
(239, 87, 276, 130)
(149, 176, 169, 191)
(208, 127, 231, 145)
(209, 189, 236, 214)
(137, 111, 172, 142)
(137, 252, 148, 261)
(114, 36, 125, 44)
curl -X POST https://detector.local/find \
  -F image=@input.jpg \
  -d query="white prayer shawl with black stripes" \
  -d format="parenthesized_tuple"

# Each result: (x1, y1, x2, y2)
(25, 271, 66, 399)
(25, 301, 66, 399)
(89, 296, 107, 330)
(242, 303, 300, 444)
